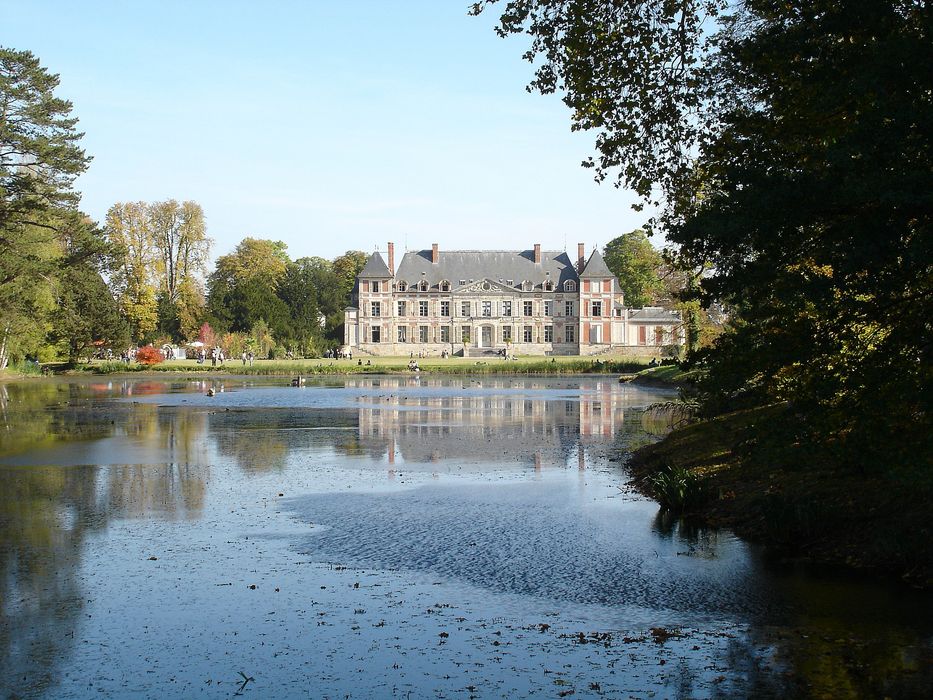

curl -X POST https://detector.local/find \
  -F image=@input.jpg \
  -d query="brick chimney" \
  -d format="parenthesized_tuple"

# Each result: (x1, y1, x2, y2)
(577, 243, 586, 273)
(387, 242, 394, 275)
(432, 243, 439, 264)
(534, 243, 541, 264)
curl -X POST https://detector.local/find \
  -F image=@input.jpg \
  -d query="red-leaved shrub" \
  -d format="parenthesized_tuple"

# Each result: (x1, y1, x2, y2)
(135, 345, 164, 366)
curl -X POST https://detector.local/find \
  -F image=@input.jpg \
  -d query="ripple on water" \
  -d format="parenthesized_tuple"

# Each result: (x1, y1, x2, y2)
(289, 479, 785, 623)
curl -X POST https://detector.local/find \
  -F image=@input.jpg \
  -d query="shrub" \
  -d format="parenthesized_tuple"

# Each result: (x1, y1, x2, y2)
(648, 464, 709, 513)
(135, 345, 164, 366)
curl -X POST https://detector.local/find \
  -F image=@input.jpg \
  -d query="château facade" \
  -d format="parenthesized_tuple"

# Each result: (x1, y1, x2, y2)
(343, 243, 684, 357)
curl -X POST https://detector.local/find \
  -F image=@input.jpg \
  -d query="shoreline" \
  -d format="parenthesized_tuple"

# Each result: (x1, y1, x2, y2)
(627, 406, 932, 589)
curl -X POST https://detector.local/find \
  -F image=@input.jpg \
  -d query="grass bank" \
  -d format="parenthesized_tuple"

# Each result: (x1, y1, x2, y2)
(629, 405, 933, 587)
(59, 355, 654, 377)
(622, 364, 703, 389)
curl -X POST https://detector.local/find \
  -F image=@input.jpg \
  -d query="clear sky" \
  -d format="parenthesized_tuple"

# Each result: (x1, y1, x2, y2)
(2, 0, 651, 263)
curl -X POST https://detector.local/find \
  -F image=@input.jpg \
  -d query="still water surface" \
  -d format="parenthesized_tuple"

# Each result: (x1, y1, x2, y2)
(0, 376, 929, 698)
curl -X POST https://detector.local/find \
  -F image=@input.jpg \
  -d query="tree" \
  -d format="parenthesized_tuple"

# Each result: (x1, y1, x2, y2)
(0, 48, 90, 234)
(51, 263, 128, 362)
(0, 48, 92, 367)
(105, 200, 210, 343)
(476, 1, 932, 469)
(278, 257, 343, 354)
(332, 250, 367, 303)
(206, 238, 291, 335)
(148, 200, 210, 303)
(105, 202, 158, 342)
(602, 230, 664, 308)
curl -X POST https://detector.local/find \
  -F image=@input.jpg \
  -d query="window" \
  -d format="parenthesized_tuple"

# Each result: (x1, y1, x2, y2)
(565, 325, 576, 342)
(543, 280, 554, 291)
(544, 325, 553, 343)
(459, 279, 466, 286)
(440, 301, 450, 317)
(591, 301, 602, 317)
(440, 280, 451, 292)
(638, 326, 647, 344)
(565, 300, 574, 317)
(418, 280, 429, 292)
(502, 301, 512, 317)
(372, 281, 380, 293)
(522, 280, 533, 291)
(481, 301, 492, 317)
(502, 326, 512, 343)
(564, 280, 576, 292)
(461, 301, 471, 317)
(396, 280, 407, 292)
(419, 301, 428, 317)
(655, 327, 665, 345)
(440, 327, 450, 343)
(397, 301, 406, 316)
(397, 326, 407, 343)
(544, 301, 553, 317)
(523, 301, 533, 316)
(419, 326, 429, 343)
(371, 302, 381, 317)
(507, 279, 514, 287)
(371, 326, 381, 343)
(523, 326, 533, 343)
(461, 326, 471, 343)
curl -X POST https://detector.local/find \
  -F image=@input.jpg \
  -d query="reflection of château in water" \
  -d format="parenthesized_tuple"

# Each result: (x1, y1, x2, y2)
(348, 377, 646, 467)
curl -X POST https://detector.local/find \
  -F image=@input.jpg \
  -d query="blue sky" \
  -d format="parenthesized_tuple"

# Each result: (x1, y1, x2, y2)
(2, 0, 650, 262)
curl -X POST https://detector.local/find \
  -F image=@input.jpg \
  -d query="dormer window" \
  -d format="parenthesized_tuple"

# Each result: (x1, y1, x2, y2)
(459, 279, 466, 286)
(507, 279, 514, 287)
(543, 280, 554, 291)
(440, 280, 451, 292)
(396, 280, 407, 292)
(522, 280, 534, 292)
(564, 280, 576, 292)
(418, 280, 429, 292)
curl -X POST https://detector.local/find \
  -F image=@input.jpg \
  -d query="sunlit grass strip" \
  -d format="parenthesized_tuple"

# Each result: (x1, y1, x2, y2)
(77, 355, 656, 376)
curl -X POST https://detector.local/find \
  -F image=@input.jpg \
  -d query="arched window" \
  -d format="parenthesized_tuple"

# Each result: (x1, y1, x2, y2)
(543, 280, 554, 291)
(522, 280, 534, 292)
(418, 280, 429, 292)
(564, 280, 576, 292)
(439, 280, 451, 292)
(396, 280, 407, 292)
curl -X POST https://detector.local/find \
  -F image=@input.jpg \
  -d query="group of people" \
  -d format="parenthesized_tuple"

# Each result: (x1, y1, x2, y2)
(196, 347, 227, 366)
(407, 359, 421, 372)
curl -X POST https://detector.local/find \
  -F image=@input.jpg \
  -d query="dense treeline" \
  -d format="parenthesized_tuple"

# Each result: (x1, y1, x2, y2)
(0, 46, 369, 368)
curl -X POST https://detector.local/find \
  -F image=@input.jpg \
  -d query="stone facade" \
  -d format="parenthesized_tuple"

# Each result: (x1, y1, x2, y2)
(344, 243, 684, 357)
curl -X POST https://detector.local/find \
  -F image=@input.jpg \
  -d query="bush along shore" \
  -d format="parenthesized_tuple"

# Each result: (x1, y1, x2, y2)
(627, 401, 933, 588)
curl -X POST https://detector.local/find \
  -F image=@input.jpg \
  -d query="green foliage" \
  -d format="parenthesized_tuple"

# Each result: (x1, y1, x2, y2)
(51, 261, 129, 362)
(0, 47, 91, 231)
(602, 229, 664, 308)
(0, 48, 93, 368)
(479, 0, 933, 473)
(105, 200, 210, 343)
(647, 464, 709, 514)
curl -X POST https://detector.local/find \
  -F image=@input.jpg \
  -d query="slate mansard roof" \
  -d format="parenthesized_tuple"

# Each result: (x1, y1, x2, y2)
(393, 250, 580, 290)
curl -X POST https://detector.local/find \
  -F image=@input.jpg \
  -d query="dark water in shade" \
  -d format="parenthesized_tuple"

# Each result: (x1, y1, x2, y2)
(0, 376, 930, 699)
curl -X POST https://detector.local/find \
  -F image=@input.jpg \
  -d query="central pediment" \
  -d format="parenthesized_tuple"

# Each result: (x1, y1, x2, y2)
(456, 278, 515, 295)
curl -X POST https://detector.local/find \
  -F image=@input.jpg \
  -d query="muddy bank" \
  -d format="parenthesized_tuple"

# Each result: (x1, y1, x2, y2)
(628, 405, 933, 588)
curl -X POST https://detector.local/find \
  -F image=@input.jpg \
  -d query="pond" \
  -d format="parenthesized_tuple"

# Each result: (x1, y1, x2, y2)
(0, 376, 930, 698)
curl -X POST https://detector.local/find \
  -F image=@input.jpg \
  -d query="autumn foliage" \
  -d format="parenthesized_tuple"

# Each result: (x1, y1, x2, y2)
(135, 345, 164, 365)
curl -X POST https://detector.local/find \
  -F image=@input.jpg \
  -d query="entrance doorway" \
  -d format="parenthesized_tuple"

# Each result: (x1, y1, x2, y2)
(480, 325, 493, 348)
